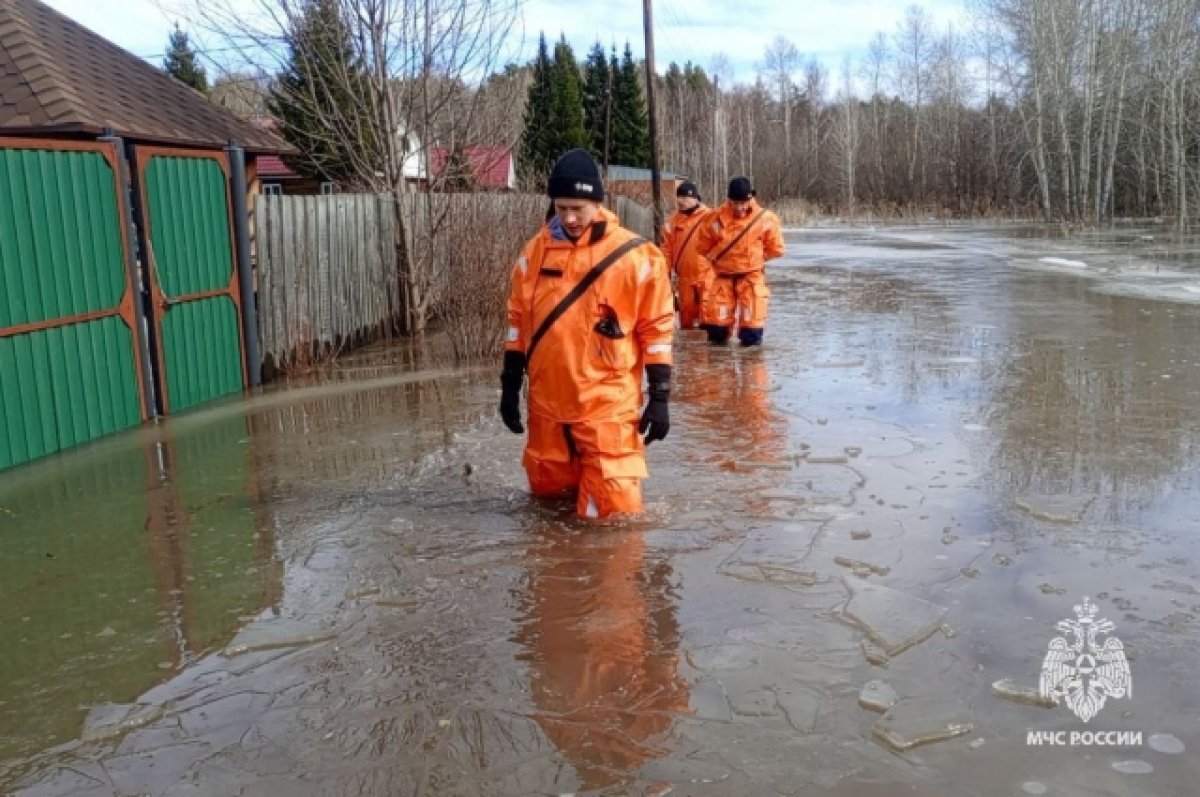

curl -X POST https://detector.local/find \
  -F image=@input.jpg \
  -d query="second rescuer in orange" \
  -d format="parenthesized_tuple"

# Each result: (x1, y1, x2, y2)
(696, 177, 785, 346)
(499, 149, 675, 519)
(660, 181, 710, 330)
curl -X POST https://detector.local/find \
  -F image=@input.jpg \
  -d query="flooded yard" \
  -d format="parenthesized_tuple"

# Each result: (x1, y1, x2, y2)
(2, 224, 1199, 795)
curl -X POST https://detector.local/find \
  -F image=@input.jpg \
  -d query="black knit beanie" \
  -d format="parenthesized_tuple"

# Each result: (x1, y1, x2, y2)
(727, 176, 755, 201)
(676, 181, 700, 200)
(547, 149, 605, 201)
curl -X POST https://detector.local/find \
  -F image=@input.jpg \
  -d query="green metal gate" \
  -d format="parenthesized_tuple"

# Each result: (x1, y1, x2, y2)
(0, 140, 149, 470)
(134, 147, 247, 414)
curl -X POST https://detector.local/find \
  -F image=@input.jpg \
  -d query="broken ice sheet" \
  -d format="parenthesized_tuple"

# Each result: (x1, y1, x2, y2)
(81, 702, 167, 742)
(689, 679, 732, 722)
(858, 680, 898, 713)
(1014, 494, 1097, 524)
(223, 618, 337, 656)
(991, 679, 1055, 709)
(1148, 734, 1185, 754)
(806, 453, 850, 465)
(840, 582, 949, 657)
(834, 556, 890, 576)
(871, 696, 973, 753)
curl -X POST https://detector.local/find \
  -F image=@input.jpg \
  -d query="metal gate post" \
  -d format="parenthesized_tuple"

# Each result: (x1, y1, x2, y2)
(225, 141, 262, 387)
(100, 130, 159, 419)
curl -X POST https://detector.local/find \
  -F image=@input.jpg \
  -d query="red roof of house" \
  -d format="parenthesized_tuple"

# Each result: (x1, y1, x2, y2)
(255, 154, 299, 179)
(430, 146, 513, 189)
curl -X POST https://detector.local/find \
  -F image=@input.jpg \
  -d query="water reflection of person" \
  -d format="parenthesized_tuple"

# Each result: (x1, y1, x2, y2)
(680, 345, 789, 466)
(514, 524, 690, 790)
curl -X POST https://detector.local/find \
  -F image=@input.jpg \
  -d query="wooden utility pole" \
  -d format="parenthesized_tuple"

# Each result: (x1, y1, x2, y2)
(712, 75, 719, 200)
(642, 0, 664, 241)
(603, 66, 613, 177)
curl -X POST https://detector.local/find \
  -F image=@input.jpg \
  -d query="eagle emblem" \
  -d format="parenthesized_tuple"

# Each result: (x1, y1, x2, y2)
(1039, 597, 1131, 723)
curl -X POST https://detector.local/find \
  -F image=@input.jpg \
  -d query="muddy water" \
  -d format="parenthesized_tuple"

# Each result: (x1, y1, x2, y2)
(3, 226, 1200, 795)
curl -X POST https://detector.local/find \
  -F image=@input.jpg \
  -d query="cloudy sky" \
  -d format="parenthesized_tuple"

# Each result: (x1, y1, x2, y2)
(42, 0, 970, 84)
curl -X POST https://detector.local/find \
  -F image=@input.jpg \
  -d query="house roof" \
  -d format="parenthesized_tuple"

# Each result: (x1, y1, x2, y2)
(430, 146, 513, 189)
(255, 154, 300, 179)
(604, 165, 685, 181)
(0, 0, 289, 152)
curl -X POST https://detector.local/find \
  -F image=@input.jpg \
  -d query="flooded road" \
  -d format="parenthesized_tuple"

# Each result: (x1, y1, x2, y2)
(2, 225, 1199, 795)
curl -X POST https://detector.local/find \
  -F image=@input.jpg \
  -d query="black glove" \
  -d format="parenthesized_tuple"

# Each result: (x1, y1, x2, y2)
(499, 350, 525, 434)
(639, 364, 671, 444)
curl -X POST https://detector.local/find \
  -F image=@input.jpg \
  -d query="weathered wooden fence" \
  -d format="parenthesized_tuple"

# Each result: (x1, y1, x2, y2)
(255, 194, 398, 372)
(609, 195, 656, 240)
(254, 192, 656, 371)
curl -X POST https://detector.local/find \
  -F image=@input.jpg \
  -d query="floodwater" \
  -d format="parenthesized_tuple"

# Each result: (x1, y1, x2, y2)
(2, 224, 1199, 796)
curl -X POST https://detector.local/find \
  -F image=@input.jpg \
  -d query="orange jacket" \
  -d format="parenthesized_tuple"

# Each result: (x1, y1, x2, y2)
(661, 205, 711, 284)
(506, 207, 674, 423)
(695, 199, 785, 275)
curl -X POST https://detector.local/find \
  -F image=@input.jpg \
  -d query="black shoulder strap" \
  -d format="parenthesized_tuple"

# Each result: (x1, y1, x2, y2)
(671, 218, 704, 274)
(526, 236, 648, 363)
(710, 209, 768, 265)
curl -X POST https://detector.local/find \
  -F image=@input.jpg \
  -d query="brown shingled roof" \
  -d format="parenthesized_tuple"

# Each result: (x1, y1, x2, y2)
(0, 0, 290, 152)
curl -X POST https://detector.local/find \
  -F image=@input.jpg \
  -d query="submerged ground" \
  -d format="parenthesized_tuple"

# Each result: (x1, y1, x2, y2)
(2, 223, 1199, 796)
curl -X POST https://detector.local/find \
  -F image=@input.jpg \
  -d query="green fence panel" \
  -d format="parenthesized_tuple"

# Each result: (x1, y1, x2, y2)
(143, 153, 244, 412)
(0, 144, 142, 472)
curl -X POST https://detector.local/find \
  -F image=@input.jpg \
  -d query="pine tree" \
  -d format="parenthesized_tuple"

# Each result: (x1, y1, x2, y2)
(610, 43, 650, 168)
(581, 42, 610, 161)
(546, 37, 587, 161)
(268, 0, 367, 183)
(519, 34, 554, 178)
(163, 24, 207, 93)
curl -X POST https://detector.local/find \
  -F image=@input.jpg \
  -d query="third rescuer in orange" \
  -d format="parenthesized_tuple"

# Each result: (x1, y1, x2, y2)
(660, 181, 710, 329)
(696, 177, 785, 346)
(499, 149, 675, 519)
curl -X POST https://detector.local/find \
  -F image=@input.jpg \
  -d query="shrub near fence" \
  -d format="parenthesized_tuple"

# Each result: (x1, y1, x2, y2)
(254, 192, 658, 372)
(408, 193, 547, 361)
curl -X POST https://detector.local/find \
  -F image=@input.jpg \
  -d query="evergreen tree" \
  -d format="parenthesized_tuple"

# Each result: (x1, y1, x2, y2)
(163, 24, 207, 93)
(519, 34, 554, 177)
(610, 43, 650, 168)
(268, 0, 367, 183)
(546, 37, 587, 160)
(581, 42, 610, 161)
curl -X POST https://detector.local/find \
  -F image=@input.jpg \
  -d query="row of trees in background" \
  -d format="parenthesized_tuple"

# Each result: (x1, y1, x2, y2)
(519, 35, 651, 178)
(172, 0, 1200, 250)
(651, 0, 1200, 226)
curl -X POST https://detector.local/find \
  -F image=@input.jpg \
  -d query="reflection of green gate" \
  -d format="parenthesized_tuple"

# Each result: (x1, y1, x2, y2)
(0, 140, 149, 470)
(0, 416, 279, 761)
(134, 147, 247, 413)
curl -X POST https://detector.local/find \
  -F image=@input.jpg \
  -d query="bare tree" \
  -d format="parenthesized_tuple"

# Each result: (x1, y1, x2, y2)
(189, 0, 520, 333)
(894, 5, 934, 199)
(834, 55, 859, 217)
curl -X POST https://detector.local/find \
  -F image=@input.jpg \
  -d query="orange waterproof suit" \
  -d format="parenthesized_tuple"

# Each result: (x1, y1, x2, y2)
(506, 207, 675, 518)
(661, 205, 711, 329)
(696, 199, 785, 344)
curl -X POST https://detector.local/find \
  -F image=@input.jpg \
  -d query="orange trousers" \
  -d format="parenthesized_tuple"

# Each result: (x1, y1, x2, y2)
(701, 270, 769, 334)
(522, 413, 647, 519)
(677, 280, 704, 329)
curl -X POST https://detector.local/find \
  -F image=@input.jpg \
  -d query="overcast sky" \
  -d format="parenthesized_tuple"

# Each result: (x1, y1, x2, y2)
(42, 0, 970, 84)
